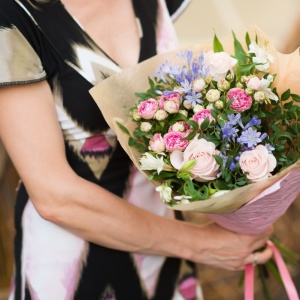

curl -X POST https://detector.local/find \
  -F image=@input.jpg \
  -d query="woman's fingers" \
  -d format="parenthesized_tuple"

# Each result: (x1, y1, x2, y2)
(244, 244, 273, 266)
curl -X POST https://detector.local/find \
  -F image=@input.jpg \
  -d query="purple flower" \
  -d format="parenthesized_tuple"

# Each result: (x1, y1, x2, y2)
(237, 127, 263, 148)
(227, 113, 241, 126)
(221, 123, 239, 141)
(229, 160, 236, 171)
(177, 79, 192, 94)
(244, 115, 261, 130)
(185, 90, 203, 107)
(265, 143, 275, 153)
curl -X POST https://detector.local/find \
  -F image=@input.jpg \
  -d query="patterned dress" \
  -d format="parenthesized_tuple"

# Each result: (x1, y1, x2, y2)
(0, 0, 203, 299)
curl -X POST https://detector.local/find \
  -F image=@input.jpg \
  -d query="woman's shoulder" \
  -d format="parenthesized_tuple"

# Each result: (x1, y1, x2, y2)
(0, 0, 32, 27)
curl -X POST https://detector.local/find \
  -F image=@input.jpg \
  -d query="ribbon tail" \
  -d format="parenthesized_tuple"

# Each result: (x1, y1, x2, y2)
(244, 264, 255, 300)
(267, 240, 300, 300)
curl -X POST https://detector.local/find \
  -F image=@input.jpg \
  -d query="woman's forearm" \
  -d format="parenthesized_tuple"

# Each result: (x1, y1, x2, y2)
(35, 171, 199, 260)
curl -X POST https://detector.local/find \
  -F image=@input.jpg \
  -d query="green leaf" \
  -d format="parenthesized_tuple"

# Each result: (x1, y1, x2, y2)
(291, 93, 300, 102)
(200, 117, 210, 130)
(232, 31, 247, 64)
(235, 62, 257, 75)
(116, 121, 131, 136)
(213, 154, 223, 166)
(135, 92, 150, 100)
(245, 32, 251, 49)
(187, 119, 199, 132)
(205, 135, 221, 146)
(213, 33, 224, 52)
(213, 180, 229, 191)
(183, 178, 209, 200)
(281, 89, 291, 101)
(182, 131, 197, 141)
(128, 137, 146, 153)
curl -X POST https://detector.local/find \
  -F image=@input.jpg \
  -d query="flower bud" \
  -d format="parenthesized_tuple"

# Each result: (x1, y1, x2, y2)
(206, 89, 220, 102)
(240, 75, 248, 83)
(164, 100, 179, 114)
(193, 104, 204, 113)
(226, 73, 234, 81)
(217, 79, 230, 91)
(183, 100, 193, 110)
(180, 159, 197, 172)
(132, 109, 141, 121)
(172, 122, 185, 132)
(214, 100, 224, 109)
(236, 82, 244, 89)
(245, 87, 253, 95)
(149, 133, 165, 153)
(192, 78, 206, 92)
(154, 109, 168, 121)
(178, 109, 188, 117)
(140, 122, 152, 132)
(254, 91, 265, 103)
(205, 75, 213, 84)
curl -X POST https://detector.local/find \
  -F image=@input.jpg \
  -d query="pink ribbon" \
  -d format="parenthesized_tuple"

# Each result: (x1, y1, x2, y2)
(244, 240, 299, 300)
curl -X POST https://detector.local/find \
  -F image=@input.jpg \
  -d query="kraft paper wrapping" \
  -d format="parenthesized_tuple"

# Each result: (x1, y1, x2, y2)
(89, 26, 300, 216)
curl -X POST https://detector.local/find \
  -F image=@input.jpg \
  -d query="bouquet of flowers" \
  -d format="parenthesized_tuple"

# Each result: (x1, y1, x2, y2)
(90, 26, 300, 299)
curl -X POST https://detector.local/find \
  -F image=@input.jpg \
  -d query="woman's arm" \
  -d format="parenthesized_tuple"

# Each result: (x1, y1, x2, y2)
(0, 81, 273, 270)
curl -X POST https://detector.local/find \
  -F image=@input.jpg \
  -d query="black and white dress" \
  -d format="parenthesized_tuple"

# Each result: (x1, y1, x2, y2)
(0, 0, 203, 299)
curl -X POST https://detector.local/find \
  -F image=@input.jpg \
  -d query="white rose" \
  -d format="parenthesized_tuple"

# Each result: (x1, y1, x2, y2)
(204, 51, 237, 81)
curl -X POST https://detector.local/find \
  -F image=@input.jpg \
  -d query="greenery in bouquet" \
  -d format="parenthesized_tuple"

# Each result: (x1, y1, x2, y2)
(115, 31, 300, 299)
(118, 31, 300, 206)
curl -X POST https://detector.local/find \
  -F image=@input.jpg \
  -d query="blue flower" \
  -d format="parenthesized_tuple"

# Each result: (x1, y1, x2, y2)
(177, 79, 192, 94)
(229, 161, 236, 171)
(221, 123, 239, 141)
(185, 90, 203, 107)
(265, 143, 275, 153)
(244, 115, 261, 130)
(227, 114, 241, 126)
(237, 127, 263, 148)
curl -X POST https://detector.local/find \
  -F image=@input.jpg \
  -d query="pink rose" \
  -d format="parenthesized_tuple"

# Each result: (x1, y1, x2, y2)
(226, 88, 252, 112)
(170, 138, 220, 182)
(204, 51, 237, 81)
(164, 132, 189, 152)
(137, 98, 158, 119)
(148, 133, 165, 153)
(165, 92, 181, 105)
(192, 109, 214, 126)
(157, 96, 165, 110)
(164, 100, 179, 114)
(239, 145, 277, 182)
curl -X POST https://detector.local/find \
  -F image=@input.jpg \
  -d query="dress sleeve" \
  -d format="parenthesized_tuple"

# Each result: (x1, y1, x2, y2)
(156, 0, 190, 54)
(164, 0, 190, 21)
(0, 0, 46, 86)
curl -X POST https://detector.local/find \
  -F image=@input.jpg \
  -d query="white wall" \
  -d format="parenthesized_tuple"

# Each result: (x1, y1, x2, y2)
(175, 0, 300, 52)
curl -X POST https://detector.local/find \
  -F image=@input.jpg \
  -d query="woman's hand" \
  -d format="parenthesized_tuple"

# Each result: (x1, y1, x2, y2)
(188, 222, 273, 271)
